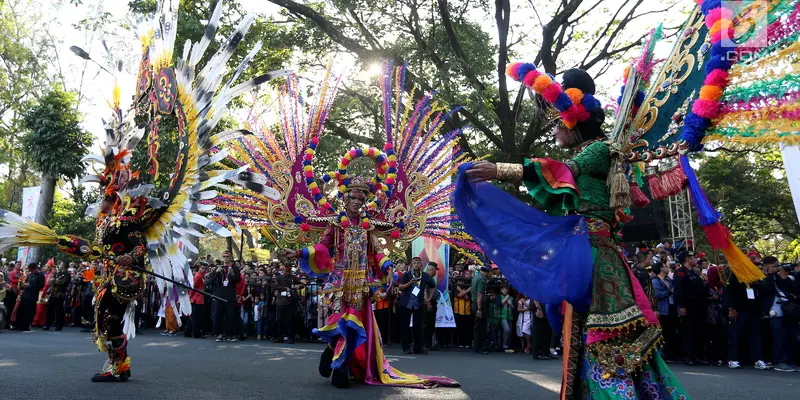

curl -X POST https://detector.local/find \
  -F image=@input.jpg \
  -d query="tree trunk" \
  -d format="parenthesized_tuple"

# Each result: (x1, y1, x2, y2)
(28, 172, 56, 265)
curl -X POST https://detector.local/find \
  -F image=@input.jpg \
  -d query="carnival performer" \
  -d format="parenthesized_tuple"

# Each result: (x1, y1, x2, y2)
(280, 178, 458, 389)
(453, 68, 690, 399)
(210, 62, 477, 389)
(0, 0, 287, 383)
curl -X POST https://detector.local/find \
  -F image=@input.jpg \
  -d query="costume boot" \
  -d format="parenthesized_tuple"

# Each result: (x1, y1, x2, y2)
(331, 367, 349, 389)
(318, 346, 334, 378)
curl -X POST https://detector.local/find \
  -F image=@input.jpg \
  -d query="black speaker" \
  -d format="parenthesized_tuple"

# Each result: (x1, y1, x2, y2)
(623, 199, 669, 243)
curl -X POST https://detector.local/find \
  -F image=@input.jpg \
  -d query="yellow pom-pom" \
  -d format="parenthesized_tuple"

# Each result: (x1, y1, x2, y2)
(338, 185, 347, 193)
(308, 182, 318, 190)
(303, 165, 312, 172)
(319, 198, 327, 206)
(306, 148, 315, 155)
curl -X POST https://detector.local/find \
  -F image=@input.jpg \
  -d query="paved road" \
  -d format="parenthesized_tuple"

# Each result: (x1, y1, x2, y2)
(0, 328, 797, 399)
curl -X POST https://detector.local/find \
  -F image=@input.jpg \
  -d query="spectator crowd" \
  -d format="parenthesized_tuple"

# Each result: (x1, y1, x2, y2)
(2, 242, 799, 373)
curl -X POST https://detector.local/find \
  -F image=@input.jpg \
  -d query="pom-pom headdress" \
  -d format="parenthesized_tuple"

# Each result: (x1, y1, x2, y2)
(506, 63, 605, 146)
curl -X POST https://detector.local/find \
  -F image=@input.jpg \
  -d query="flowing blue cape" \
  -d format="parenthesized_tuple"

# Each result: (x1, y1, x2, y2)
(452, 163, 593, 311)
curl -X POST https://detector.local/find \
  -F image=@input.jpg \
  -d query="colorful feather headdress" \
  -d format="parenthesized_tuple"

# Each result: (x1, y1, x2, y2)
(209, 61, 483, 258)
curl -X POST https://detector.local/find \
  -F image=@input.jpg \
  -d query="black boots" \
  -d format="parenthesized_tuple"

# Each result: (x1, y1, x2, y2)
(331, 367, 349, 389)
(319, 346, 333, 378)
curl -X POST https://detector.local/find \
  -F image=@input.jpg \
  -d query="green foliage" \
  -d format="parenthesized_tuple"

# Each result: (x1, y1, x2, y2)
(694, 151, 799, 259)
(21, 88, 92, 178)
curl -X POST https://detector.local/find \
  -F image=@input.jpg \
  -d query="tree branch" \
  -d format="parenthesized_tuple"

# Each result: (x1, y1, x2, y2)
(437, 0, 487, 92)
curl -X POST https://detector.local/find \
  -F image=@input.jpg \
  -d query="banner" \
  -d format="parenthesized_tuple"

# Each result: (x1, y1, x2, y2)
(17, 186, 41, 264)
(783, 146, 800, 228)
(412, 236, 455, 328)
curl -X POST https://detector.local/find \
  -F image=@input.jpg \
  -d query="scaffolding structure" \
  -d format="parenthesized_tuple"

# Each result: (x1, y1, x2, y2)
(668, 189, 694, 247)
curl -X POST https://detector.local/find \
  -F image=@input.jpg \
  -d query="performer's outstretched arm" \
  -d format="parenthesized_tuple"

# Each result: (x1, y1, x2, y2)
(280, 227, 335, 278)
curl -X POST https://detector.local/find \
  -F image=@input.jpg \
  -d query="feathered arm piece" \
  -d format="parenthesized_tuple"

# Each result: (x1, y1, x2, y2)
(0, 210, 103, 260)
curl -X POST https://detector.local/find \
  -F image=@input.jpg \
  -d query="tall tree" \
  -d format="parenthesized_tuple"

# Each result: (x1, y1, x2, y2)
(21, 88, 93, 263)
(694, 150, 799, 259)
(265, 0, 682, 162)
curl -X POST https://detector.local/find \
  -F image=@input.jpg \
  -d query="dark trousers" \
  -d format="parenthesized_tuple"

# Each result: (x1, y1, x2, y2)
(374, 308, 390, 344)
(770, 317, 798, 364)
(81, 293, 94, 327)
(4, 291, 17, 329)
(728, 308, 763, 362)
(472, 302, 488, 352)
(45, 297, 65, 329)
(680, 306, 704, 360)
(455, 314, 473, 347)
(213, 299, 238, 337)
(424, 303, 437, 348)
(16, 297, 37, 330)
(276, 303, 294, 342)
(191, 303, 204, 338)
(706, 323, 727, 362)
(532, 315, 552, 357)
(659, 314, 679, 360)
(400, 306, 424, 352)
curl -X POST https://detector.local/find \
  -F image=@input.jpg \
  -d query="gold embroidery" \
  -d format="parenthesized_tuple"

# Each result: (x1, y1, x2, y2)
(588, 325, 663, 378)
(585, 305, 644, 330)
(496, 163, 523, 181)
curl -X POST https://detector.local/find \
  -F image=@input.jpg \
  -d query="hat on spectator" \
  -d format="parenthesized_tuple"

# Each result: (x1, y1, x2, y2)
(676, 250, 696, 264)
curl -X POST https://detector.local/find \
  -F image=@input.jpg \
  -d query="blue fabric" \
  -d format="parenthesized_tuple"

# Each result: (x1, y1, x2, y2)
(452, 163, 594, 310)
(545, 303, 564, 332)
(680, 155, 722, 226)
(313, 315, 367, 369)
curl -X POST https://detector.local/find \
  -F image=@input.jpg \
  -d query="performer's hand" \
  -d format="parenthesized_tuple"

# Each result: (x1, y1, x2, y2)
(279, 248, 297, 259)
(115, 255, 133, 267)
(466, 161, 497, 183)
(728, 308, 738, 321)
(679, 307, 687, 317)
(535, 309, 544, 319)
(476, 309, 483, 319)
(426, 302, 432, 311)
(386, 272, 394, 288)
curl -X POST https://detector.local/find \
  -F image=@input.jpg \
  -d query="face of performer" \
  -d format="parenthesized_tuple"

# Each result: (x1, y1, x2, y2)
(345, 191, 366, 217)
(222, 252, 233, 266)
(554, 124, 580, 149)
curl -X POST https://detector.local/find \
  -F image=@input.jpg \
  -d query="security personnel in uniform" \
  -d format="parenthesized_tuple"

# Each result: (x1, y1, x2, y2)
(673, 250, 706, 366)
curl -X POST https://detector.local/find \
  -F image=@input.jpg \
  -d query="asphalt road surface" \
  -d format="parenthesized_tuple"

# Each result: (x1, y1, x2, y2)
(1, 328, 797, 399)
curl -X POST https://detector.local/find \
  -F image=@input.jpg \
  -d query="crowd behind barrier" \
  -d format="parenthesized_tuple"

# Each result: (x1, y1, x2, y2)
(1, 243, 799, 372)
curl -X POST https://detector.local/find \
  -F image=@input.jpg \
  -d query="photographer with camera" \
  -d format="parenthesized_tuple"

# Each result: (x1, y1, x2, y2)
(760, 257, 799, 372)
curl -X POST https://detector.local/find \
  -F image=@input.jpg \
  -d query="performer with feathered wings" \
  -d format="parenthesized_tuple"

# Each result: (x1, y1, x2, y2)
(0, 0, 287, 382)
(211, 63, 470, 388)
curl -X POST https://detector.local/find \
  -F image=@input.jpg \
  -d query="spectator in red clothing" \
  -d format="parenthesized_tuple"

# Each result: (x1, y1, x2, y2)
(235, 264, 247, 340)
(189, 262, 208, 338)
(747, 245, 762, 262)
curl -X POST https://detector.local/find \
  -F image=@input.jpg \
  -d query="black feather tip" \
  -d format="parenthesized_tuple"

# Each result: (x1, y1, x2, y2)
(70, 46, 91, 60)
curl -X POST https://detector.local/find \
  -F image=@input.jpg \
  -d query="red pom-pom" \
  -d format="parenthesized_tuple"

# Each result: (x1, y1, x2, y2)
(300, 223, 311, 232)
(361, 221, 370, 229)
(311, 137, 319, 145)
(522, 70, 541, 87)
(692, 98, 720, 119)
(390, 230, 400, 239)
(304, 171, 314, 178)
(388, 160, 397, 168)
(348, 149, 358, 158)
(342, 220, 350, 228)
(383, 143, 393, 151)
(385, 177, 395, 185)
(341, 158, 350, 167)
(335, 172, 341, 179)
(568, 104, 590, 122)
(541, 83, 562, 104)
(704, 69, 729, 87)
(311, 187, 321, 195)
(304, 154, 313, 161)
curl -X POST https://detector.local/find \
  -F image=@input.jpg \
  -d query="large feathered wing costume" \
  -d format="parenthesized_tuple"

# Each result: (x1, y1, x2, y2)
(0, 0, 289, 315)
(209, 62, 483, 260)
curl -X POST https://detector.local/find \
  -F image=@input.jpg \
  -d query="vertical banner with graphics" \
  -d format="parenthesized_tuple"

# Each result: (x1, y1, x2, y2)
(17, 186, 41, 264)
(782, 146, 800, 227)
(412, 236, 456, 328)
